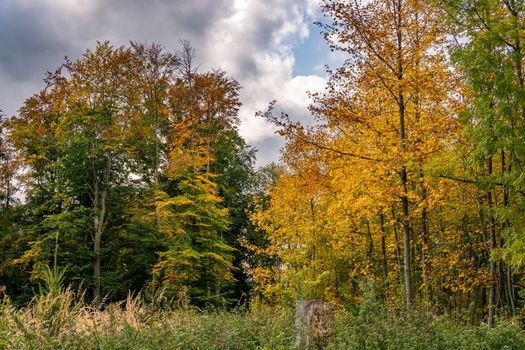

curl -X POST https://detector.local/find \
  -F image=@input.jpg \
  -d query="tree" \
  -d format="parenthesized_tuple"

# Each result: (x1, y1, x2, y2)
(0, 111, 27, 302)
(9, 43, 138, 305)
(7, 42, 183, 305)
(148, 43, 251, 305)
(6, 40, 260, 307)
(443, 0, 525, 324)
(257, 0, 460, 306)
(0, 112, 18, 211)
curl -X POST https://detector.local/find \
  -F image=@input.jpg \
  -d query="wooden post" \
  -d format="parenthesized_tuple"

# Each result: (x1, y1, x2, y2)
(296, 300, 334, 349)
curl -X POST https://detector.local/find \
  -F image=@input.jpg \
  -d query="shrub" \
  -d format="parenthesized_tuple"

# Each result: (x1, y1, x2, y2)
(1, 289, 525, 350)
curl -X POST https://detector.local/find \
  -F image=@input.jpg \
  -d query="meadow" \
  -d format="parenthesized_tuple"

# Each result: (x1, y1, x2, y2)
(2, 288, 525, 350)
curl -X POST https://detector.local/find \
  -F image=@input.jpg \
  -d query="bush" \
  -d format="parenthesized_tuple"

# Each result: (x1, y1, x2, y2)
(1, 289, 524, 350)
(326, 300, 525, 350)
(0, 290, 298, 350)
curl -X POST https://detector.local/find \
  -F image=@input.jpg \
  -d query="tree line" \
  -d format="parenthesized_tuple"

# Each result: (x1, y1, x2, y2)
(1, 0, 524, 327)
(0, 41, 279, 307)
(251, 0, 525, 327)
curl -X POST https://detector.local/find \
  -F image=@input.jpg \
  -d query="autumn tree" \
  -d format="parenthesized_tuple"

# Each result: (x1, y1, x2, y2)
(0, 113, 18, 211)
(7, 42, 175, 304)
(138, 42, 253, 305)
(255, 0, 462, 308)
(0, 112, 27, 301)
(3, 40, 261, 307)
(8, 43, 140, 305)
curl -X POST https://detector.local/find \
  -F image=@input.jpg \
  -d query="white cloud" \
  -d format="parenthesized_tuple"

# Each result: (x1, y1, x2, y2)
(0, 0, 328, 164)
(201, 0, 326, 145)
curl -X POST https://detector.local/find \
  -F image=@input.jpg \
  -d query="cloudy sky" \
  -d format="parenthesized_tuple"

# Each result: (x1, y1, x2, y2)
(0, 0, 342, 165)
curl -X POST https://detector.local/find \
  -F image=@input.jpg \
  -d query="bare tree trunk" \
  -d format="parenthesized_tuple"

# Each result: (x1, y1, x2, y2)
(365, 218, 374, 283)
(392, 207, 404, 289)
(401, 174, 413, 306)
(505, 262, 516, 316)
(500, 150, 516, 316)
(92, 154, 112, 308)
(487, 156, 496, 328)
(394, 0, 412, 306)
(93, 185, 107, 308)
(380, 213, 389, 301)
(418, 169, 430, 299)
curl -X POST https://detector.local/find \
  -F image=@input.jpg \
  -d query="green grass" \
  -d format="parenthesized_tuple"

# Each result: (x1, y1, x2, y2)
(1, 290, 524, 350)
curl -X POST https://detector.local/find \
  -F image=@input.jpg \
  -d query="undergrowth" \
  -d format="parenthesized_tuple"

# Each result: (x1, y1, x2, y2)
(1, 288, 525, 349)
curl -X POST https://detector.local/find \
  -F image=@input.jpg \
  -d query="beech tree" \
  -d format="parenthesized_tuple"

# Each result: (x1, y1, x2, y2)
(150, 43, 244, 304)
(9, 43, 141, 305)
(0, 113, 18, 211)
(255, 0, 460, 307)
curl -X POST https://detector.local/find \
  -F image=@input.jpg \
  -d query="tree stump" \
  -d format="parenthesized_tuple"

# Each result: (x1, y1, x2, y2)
(296, 300, 334, 349)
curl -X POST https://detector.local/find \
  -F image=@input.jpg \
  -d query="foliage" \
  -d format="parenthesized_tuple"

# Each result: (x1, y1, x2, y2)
(1, 0, 525, 335)
(2, 41, 257, 307)
(327, 302, 525, 350)
(0, 290, 298, 350)
(249, 0, 524, 327)
(440, 0, 525, 324)
(253, 0, 465, 309)
(1, 291, 525, 349)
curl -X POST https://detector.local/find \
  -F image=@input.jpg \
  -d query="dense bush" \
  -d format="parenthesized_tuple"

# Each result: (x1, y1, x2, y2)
(327, 299, 525, 350)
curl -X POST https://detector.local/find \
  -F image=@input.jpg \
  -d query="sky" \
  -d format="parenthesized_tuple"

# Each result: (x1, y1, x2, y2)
(0, 0, 341, 166)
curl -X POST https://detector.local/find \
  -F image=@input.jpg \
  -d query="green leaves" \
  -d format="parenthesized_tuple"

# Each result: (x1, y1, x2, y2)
(3, 41, 254, 306)
(447, 0, 525, 267)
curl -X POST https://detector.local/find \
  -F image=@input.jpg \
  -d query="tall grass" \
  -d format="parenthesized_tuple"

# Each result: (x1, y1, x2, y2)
(1, 288, 524, 349)
(0, 290, 297, 350)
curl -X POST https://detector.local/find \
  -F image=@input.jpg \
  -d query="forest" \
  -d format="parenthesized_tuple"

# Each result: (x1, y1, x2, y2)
(1, 0, 525, 348)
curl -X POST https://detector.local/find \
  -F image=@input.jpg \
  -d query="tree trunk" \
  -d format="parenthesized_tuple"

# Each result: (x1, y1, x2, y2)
(487, 156, 496, 328)
(380, 213, 389, 301)
(401, 168, 413, 306)
(394, 0, 412, 306)
(418, 169, 430, 299)
(499, 150, 516, 316)
(93, 185, 107, 308)
(392, 207, 404, 289)
(92, 154, 111, 308)
(296, 300, 334, 349)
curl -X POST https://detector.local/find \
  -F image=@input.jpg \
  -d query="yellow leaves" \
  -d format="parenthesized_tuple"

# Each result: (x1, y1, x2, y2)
(158, 197, 193, 208)
(12, 245, 41, 267)
(26, 153, 49, 165)
(251, 0, 500, 309)
(12, 241, 50, 281)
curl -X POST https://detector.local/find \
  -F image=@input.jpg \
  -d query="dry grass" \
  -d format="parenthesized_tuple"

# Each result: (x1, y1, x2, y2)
(3, 288, 524, 349)
(0, 289, 297, 349)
